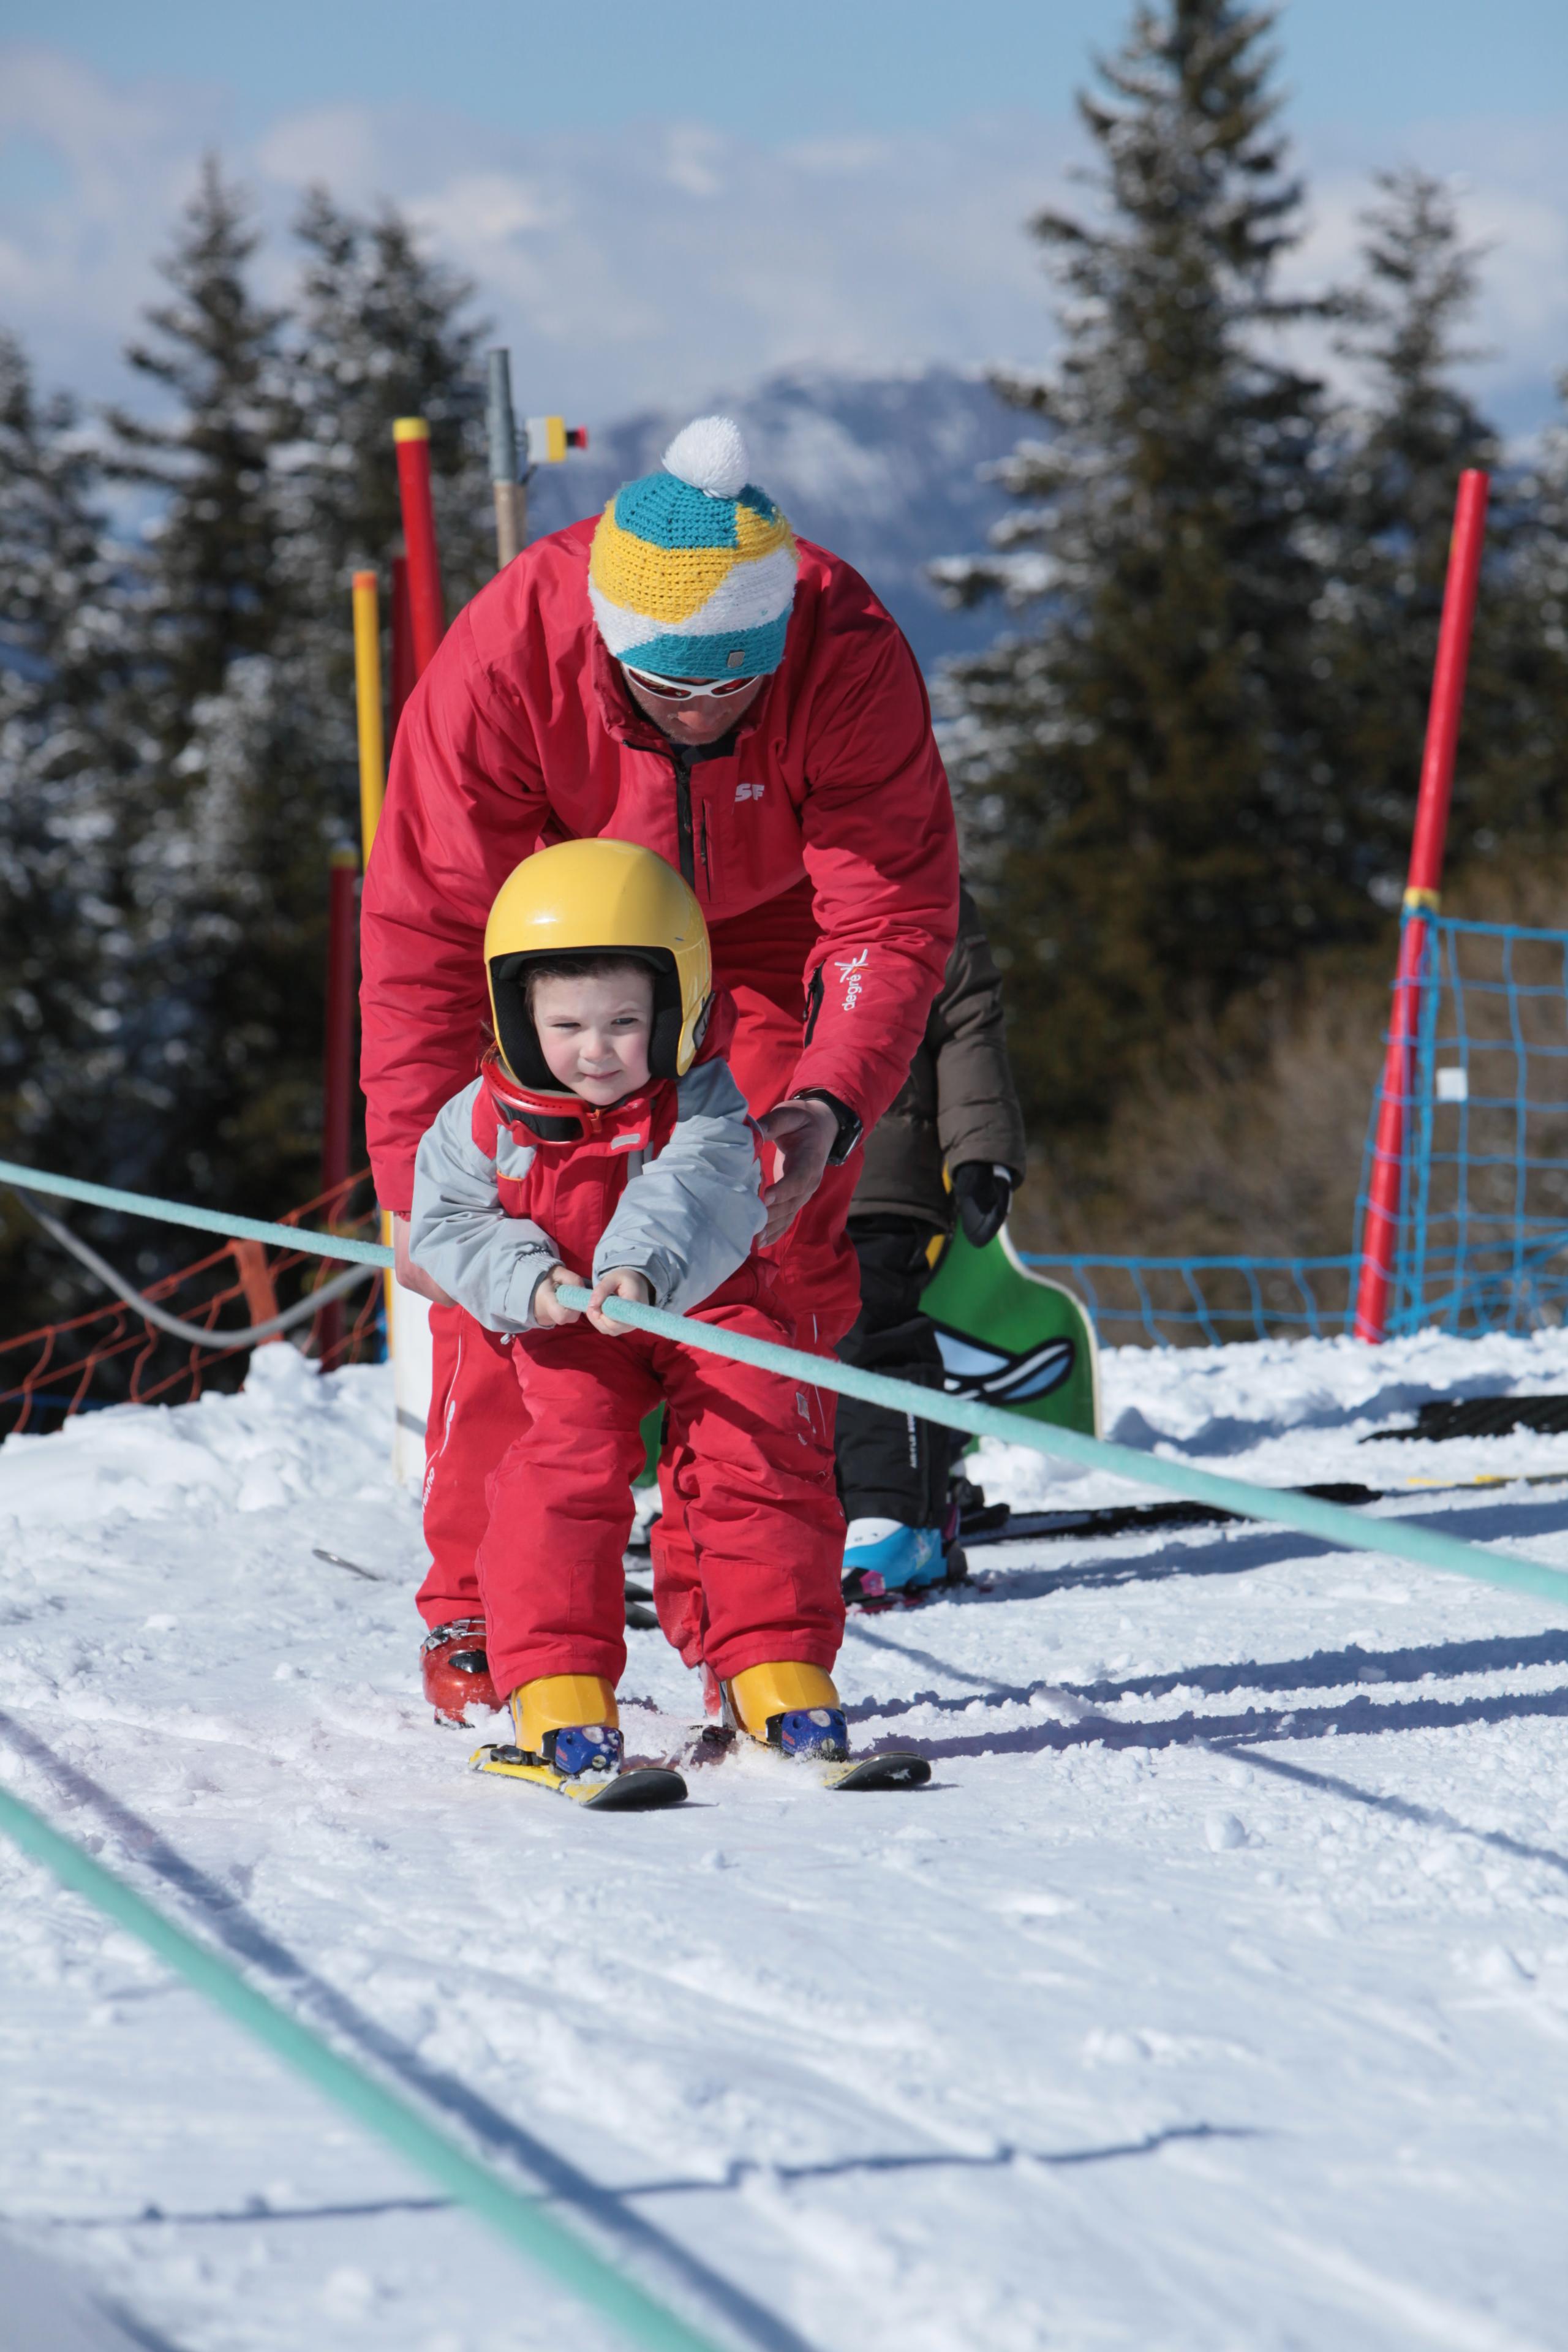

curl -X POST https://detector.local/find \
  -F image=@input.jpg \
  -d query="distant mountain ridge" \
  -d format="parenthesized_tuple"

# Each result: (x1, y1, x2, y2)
(522, 365, 1022, 673)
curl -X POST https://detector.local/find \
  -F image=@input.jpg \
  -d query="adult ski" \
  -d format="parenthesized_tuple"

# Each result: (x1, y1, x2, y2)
(959, 1470, 1568, 1553)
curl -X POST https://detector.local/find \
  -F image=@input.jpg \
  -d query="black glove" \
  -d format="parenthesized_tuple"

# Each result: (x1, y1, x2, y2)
(951, 1161, 1012, 1250)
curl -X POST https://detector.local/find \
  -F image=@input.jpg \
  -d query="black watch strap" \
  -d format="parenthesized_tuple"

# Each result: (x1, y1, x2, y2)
(798, 1088, 864, 1166)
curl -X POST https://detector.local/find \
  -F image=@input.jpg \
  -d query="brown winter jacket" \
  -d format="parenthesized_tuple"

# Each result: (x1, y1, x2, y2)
(851, 882, 1026, 1231)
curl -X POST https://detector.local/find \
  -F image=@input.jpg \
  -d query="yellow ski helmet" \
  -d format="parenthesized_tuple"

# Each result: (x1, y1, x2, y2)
(484, 839, 712, 1090)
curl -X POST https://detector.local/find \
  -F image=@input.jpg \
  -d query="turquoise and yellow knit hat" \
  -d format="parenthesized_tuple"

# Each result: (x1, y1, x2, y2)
(588, 417, 799, 679)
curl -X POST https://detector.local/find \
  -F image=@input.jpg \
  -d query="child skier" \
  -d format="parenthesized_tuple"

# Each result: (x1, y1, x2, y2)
(407, 837, 848, 1798)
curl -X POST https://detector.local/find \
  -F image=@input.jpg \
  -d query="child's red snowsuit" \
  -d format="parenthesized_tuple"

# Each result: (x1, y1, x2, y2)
(410, 1023, 845, 1702)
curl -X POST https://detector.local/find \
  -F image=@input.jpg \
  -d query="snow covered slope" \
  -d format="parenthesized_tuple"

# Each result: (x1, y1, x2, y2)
(3, 1331, 1568, 2352)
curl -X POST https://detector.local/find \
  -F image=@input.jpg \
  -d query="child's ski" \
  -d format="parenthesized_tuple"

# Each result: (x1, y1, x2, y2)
(674, 1724, 930, 1791)
(469, 1744, 688, 1810)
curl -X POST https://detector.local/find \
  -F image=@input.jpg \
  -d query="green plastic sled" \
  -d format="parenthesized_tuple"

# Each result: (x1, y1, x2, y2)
(633, 1222, 1099, 1482)
(919, 1223, 1101, 1440)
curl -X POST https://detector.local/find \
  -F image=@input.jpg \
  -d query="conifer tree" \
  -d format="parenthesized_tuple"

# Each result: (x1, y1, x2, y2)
(275, 189, 492, 837)
(1488, 377, 1568, 865)
(107, 157, 294, 741)
(104, 160, 331, 1218)
(0, 331, 141, 1324)
(286, 187, 491, 614)
(1323, 168, 1501, 879)
(937, 0, 1354, 1134)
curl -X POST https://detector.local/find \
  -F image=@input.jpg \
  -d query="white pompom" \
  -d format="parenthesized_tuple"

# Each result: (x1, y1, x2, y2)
(662, 415, 749, 499)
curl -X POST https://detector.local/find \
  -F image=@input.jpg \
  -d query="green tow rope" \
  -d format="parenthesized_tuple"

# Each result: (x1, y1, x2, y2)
(548, 1287, 1568, 1610)
(0, 1158, 391, 1267)
(0, 1778, 723, 2352)
(5, 1153, 1567, 1613)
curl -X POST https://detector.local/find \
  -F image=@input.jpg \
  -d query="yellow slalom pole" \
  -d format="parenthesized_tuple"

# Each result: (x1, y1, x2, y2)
(350, 568, 393, 1344)
(352, 569, 386, 866)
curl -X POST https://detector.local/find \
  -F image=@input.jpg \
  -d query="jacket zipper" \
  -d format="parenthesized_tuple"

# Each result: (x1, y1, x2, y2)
(699, 806, 710, 894)
(669, 747, 696, 888)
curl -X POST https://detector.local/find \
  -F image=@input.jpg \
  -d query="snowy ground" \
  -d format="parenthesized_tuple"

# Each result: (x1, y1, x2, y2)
(4, 1327, 1568, 2352)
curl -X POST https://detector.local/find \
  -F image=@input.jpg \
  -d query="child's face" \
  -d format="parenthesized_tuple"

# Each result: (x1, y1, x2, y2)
(530, 969, 655, 1105)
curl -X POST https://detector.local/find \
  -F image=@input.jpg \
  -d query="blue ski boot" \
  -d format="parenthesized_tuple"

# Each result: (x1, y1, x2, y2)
(842, 1518, 946, 1604)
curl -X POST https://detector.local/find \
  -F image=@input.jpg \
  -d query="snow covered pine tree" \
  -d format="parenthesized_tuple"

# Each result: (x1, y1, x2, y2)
(0, 333, 141, 1332)
(934, 0, 1352, 1140)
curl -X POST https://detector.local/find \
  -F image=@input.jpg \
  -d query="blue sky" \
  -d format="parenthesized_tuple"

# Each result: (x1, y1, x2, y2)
(5, 0, 1564, 138)
(1, 1, 1564, 432)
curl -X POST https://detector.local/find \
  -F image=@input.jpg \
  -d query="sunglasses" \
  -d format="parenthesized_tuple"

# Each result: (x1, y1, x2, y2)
(621, 663, 762, 704)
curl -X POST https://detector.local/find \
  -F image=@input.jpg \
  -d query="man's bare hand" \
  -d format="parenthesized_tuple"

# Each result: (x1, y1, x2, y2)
(756, 1096, 839, 1243)
(392, 1213, 456, 1306)
(532, 1264, 588, 1327)
(586, 1267, 654, 1336)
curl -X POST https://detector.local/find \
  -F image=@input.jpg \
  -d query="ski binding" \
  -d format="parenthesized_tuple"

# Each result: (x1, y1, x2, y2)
(679, 1722, 930, 1791)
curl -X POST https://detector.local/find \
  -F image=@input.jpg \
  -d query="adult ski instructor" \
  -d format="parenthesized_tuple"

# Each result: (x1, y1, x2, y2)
(360, 415, 959, 1719)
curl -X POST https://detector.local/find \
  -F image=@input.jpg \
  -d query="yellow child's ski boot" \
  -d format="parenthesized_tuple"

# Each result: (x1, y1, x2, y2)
(725, 1661, 849, 1762)
(713, 1660, 932, 1791)
(470, 1675, 686, 1811)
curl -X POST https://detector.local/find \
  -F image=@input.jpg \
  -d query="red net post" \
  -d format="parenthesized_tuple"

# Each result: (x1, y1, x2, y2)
(1354, 469, 1490, 1344)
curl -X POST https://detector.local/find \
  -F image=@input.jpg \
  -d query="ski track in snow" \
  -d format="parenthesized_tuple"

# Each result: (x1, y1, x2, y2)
(2, 1330, 1568, 2351)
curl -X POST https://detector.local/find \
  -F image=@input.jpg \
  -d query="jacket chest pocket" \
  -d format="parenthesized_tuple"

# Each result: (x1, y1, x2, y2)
(706, 778, 802, 911)
(549, 1154, 623, 1262)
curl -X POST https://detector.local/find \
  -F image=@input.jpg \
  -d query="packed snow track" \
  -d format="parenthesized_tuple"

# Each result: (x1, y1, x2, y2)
(4, 1330, 1568, 2351)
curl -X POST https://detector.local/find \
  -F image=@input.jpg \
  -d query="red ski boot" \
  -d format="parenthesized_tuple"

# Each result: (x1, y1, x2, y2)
(421, 1619, 502, 1727)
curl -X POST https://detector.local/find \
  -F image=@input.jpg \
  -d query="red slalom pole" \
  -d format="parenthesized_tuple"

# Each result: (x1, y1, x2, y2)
(318, 846, 360, 1363)
(393, 418, 445, 677)
(1354, 469, 1490, 1344)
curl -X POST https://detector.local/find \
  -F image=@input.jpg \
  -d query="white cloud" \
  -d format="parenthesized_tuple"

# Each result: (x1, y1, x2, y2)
(0, 50, 216, 356)
(0, 45, 1562, 440)
(1291, 118, 1568, 428)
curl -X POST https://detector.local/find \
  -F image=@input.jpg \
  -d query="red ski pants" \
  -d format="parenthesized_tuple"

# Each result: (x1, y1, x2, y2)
(475, 1294, 845, 1698)
(417, 886, 863, 1652)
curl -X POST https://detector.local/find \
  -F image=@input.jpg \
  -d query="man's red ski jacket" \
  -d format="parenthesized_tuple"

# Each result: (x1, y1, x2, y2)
(360, 519, 959, 1216)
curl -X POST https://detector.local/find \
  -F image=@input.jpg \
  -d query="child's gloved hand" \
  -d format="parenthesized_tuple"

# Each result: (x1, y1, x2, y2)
(532, 1263, 588, 1327)
(951, 1161, 1013, 1250)
(586, 1268, 654, 1336)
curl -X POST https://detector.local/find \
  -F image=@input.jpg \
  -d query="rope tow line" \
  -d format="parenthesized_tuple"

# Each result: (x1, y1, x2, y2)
(0, 1781, 725, 2352)
(0, 1159, 391, 1267)
(547, 1287, 1568, 1610)
(12, 1188, 374, 1350)
(4, 1155, 1568, 1611)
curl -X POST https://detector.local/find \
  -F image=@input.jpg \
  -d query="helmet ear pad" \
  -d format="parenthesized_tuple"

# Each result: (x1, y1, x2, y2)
(488, 948, 690, 1089)
(646, 971, 685, 1082)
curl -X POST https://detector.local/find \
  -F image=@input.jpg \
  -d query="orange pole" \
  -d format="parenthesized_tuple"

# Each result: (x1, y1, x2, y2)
(393, 418, 445, 677)
(1354, 469, 1490, 1344)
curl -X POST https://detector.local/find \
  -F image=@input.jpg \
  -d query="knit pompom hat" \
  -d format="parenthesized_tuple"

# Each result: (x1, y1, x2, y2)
(588, 417, 798, 679)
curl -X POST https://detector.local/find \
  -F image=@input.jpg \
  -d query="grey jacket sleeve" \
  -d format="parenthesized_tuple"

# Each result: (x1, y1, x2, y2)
(408, 1081, 560, 1334)
(594, 1057, 766, 1314)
